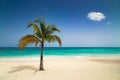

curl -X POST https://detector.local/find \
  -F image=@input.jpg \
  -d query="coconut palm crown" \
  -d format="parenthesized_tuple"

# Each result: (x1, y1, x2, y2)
(18, 19, 62, 71)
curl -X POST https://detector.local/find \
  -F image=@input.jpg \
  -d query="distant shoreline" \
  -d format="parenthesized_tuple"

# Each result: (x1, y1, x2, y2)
(0, 56, 120, 62)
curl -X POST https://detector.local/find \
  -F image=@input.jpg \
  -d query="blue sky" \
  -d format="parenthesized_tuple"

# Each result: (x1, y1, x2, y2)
(0, 0, 120, 47)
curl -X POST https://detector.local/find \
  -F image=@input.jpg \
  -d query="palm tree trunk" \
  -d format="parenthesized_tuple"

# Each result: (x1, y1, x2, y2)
(39, 42, 44, 71)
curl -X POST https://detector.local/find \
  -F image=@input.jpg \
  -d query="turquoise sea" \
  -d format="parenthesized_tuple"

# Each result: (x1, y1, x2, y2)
(0, 47, 120, 58)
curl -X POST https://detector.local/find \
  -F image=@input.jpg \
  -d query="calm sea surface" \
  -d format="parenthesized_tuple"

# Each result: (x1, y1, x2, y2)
(0, 47, 120, 58)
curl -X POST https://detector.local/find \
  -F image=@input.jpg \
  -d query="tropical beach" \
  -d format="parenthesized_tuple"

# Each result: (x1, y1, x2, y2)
(0, 47, 120, 80)
(0, 56, 120, 80)
(1, 0, 120, 80)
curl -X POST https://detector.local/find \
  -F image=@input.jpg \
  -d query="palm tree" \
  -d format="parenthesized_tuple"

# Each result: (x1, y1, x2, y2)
(18, 19, 62, 71)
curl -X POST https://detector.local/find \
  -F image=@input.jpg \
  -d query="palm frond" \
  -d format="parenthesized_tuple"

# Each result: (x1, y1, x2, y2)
(34, 19, 46, 33)
(43, 24, 60, 37)
(51, 24, 60, 32)
(53, 35, 62, 46)
(28, 22, 43, 38)
(45, 35, 62, 46)
(45, 35, 55, 43)
(43, 25, 51, 37)
(27, 22, 40, 33)
(18, 35, 40, 50)
(20, 18, 62, 49)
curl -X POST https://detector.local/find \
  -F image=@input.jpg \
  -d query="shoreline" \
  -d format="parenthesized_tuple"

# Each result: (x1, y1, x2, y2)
(0, 56, 120, 62)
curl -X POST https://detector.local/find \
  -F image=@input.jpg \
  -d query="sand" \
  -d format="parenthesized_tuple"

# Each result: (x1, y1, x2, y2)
(0, 56, 120, 80)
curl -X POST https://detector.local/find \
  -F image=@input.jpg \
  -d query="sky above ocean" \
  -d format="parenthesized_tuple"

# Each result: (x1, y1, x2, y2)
(0, 0, 120, 47)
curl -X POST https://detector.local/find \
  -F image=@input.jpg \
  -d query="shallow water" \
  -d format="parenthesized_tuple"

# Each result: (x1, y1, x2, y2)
(0, 47, 120, 58)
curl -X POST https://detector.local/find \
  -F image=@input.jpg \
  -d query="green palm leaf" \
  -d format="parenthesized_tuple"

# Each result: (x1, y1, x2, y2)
(53, 35, 62, 46)
(34, 19, 46, 33)
(51, 24, 60, 33)
(45, 35, 62, 46)
(27, 22, 40, 33)
(28, 22, 43, 38)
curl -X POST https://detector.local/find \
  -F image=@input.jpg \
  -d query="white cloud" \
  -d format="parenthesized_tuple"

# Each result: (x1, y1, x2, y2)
(87, 12, 106, 21)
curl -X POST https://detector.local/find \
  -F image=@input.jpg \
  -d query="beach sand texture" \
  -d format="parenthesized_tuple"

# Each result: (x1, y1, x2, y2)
(0, 57, 120, 80)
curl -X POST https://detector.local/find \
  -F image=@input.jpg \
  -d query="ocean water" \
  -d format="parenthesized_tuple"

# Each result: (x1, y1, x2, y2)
(0, 47, 120, 58)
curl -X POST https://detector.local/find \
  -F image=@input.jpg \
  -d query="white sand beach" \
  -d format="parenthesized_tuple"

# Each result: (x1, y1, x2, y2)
(0, 57, 120, 80)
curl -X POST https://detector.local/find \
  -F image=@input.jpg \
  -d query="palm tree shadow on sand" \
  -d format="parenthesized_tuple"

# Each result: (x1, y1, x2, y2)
(8, 65, 38, 73)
